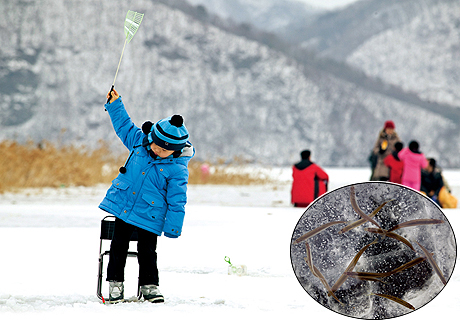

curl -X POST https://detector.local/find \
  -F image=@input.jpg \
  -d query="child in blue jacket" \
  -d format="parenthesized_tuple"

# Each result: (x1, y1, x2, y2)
(100, 89, 195, 303)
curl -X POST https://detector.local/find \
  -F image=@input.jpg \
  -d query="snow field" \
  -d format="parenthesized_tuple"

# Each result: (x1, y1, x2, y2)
(1, 168, 459, 322)
(0, 206, 311, 321)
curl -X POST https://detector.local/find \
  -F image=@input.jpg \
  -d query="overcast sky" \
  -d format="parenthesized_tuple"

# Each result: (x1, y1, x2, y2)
(187, 0, 363, 11)
(297, 0, 360, 9)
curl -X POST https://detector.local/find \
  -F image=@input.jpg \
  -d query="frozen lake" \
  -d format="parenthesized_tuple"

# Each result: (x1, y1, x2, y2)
(0, 168, 458, 322)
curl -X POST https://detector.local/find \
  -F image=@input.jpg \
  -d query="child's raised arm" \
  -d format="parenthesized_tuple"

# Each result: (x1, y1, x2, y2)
(104, 90, 143, 150)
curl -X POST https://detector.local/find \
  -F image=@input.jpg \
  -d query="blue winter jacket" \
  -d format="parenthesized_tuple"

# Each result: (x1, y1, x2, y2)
(99, 97, 195, 238)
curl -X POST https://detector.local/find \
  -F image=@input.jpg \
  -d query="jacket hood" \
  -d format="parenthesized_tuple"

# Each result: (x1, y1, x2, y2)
(180, 143, 195, 158)
(172, 142, 195, 167)
(294, 159, 313, 171)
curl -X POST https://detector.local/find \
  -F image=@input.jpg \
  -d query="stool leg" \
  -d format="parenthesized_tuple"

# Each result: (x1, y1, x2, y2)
(97, 255, 104, 300)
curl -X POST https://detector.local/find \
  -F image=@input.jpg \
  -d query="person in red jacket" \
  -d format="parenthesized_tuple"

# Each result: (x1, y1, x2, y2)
(291, 150, 329, 207)
(384, 141, 404, 184)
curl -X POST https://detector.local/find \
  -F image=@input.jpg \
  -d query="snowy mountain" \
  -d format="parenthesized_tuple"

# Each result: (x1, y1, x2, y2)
(1, 0, 459, 167)
(294, 0, 460, 108)
(185, 0, 321, 33)
(346, 0, 460, 108)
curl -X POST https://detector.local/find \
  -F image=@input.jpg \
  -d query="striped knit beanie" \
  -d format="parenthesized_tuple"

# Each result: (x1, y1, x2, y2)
(147, 115, 189, 151)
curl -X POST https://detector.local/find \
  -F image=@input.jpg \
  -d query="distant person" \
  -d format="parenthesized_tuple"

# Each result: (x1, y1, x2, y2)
(421, 158, 444, 206)
(398, 140, 428, 191)
(369, 120, 400, 181)
(383, 141, 404, 184)
(370, 120, 401, 181)
(200, 163, 210, 183)
(291, 150, 328, 208)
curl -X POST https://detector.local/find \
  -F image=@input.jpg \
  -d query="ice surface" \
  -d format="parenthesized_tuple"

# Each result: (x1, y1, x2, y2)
(0, 168, 459, 322)
(290, 182, 457, 319)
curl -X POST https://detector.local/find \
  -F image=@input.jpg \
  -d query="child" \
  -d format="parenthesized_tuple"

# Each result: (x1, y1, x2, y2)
(99, 89, 195, 303)
(383, 141, 404, 184)
(398, 140, 428, 191)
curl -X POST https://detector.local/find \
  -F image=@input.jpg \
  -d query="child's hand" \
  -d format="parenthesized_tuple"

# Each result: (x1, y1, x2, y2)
(107, 89, 119, 103)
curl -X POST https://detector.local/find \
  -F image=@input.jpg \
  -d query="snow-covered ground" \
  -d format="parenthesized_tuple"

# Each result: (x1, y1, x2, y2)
(0, 167, 458, 322)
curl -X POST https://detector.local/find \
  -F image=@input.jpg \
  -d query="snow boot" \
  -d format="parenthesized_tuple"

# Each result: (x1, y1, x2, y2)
(140, 284, 164, 303)
(108, 281, 124, 303)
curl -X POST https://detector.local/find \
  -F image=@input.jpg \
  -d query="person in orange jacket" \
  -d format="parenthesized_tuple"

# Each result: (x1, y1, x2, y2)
(384, 142, 404, 184)
(291, 150, 329, 207)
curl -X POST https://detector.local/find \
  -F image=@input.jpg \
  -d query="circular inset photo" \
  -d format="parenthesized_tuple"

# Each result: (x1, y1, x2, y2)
(290, 182, 456, 319)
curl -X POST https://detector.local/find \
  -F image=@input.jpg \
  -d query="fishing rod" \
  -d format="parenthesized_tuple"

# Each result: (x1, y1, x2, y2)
(107, 10, 144, 103)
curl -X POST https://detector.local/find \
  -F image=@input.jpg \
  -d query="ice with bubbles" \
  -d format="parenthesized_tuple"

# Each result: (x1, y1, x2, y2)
(290, 182, 457, 319)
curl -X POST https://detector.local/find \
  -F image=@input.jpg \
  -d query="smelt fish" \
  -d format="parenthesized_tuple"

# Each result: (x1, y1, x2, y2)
(346, 271, 385, 278)
(386, 256, 427, 276)
(347, 256, 427, 279)
(349, 186, 383, 229)
(304, 242, 343, 305)
(416, 241, 447, 285)
(294, 221, 346, 244)
(330, 239, 378, 293)
(388, 219, 444, 232)
(370, 293, 415, 310)
(338, 199, 391, 234)
(364, 227, 415, 251)
(304, 242, 315, 273)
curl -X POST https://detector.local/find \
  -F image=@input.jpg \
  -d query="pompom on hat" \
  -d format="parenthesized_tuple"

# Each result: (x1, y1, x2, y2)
(145, 115, 189, 151)
(384, 120, 395, 130)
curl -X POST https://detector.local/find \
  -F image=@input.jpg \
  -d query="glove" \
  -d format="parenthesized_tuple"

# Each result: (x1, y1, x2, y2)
(379, 140, 388, 154)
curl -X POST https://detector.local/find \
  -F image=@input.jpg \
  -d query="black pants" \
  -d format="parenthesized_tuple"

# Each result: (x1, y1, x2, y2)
(107, 218, 159, 286)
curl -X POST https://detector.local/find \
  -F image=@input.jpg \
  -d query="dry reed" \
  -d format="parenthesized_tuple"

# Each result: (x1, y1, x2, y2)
(0, 140, 269, 193)
(0, 140, 124, 193)
(188, 160, 270, 185)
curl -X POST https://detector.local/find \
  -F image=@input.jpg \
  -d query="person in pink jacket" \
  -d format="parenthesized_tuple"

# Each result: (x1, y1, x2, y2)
(398, 140, 428, 191)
